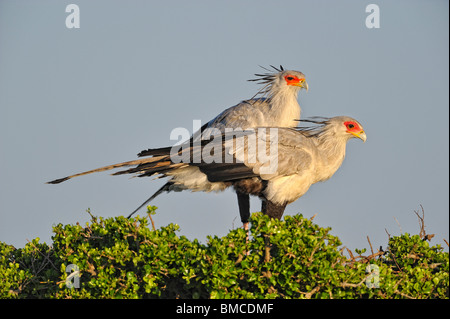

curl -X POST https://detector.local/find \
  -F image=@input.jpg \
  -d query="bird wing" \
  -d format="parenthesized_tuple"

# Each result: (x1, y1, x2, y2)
(192, 128, 314, 183)
(138, 98, 269, 158)
(205, 99, 270, 131)
(235, 127, 313, 180)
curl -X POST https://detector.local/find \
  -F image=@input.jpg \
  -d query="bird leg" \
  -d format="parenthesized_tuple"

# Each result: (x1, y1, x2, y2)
(260, 198, 287, 263)
(261, 199, 286, 220)
(237, 191, 250, 236)
(237, 191, 250, 224)
(236, 191, 251, 254)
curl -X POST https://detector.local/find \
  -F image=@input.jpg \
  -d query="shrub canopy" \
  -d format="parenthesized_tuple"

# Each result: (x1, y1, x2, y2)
(0, 207, 448, 299)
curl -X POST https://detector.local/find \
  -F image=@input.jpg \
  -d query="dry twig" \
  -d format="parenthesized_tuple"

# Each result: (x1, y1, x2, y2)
(147, 211, 156, 231)
(414, 205, 435, 241)
(414, 205, 426, 239)
(300, 285, 321, 299)
(367, 236, 374, 256)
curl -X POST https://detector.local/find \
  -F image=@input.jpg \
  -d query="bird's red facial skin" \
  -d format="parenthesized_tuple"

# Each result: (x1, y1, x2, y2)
(344, 121, 362, 133)
(284, 75, 304, 86)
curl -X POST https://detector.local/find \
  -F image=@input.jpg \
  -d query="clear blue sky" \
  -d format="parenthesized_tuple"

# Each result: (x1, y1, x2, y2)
(0, 0, 448, 253)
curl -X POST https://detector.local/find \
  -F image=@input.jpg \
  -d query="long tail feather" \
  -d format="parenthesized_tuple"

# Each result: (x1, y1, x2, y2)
(137, 146, 172, 158)
(46, 157, 165, 184)
(127, 182, 172, 218)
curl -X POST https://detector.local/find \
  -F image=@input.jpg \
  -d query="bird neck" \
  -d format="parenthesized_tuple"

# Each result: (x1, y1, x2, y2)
(314, 131, 349, 182)
(267, 88, 301, 127)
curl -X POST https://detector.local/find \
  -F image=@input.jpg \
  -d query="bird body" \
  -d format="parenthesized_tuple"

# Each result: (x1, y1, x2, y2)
(48, 116, 366, 221)
(207, 94, 301, 131)
(173, 116, 366, 208)
(135, 66, 308, 224)
(204, 67, 307, 133)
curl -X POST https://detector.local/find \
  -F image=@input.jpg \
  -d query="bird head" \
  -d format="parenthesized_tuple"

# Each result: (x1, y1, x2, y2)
(248, 65, 308, 98)
(281, 70, 308, 91)
(297, 116, 366, 142)
(341, 117, 366, 142)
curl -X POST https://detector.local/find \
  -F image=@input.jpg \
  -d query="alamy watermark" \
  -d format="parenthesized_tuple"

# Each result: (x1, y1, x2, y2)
(365, 264, 380, 288)
(65, 4, 379, 30)
(365, 4, 380, 29)
(65, 263, 80, 289)
(65, 4, 80, 29)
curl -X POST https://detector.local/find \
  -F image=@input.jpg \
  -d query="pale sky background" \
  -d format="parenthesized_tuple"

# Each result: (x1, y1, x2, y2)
(0, 1, 448, 253)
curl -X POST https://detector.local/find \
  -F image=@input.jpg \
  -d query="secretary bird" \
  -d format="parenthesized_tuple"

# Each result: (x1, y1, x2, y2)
(48, 116, 366, 223)
(139, 65, 307, 228)
(48, 66, 308, 230)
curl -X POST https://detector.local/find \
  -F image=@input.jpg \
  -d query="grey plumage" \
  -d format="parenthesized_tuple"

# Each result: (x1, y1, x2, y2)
(48, 116, 366, 221)
(205, 67, 307, 132)
(47, 66, 308, 222)
(122, 116, 366, 219)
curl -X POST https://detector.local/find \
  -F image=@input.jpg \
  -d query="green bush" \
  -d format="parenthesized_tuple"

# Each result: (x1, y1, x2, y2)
(0, 207, 448, 299)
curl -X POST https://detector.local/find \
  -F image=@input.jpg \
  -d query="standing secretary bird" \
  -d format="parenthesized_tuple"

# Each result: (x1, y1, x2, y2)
(48, 116, 366, 224)
(48, 65, 309, 230)
(140, 65, 308, 229)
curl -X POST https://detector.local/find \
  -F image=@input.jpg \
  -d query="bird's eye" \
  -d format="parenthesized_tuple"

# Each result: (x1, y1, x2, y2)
(284, 75, 302, 85)
(344, 121, 360, 131)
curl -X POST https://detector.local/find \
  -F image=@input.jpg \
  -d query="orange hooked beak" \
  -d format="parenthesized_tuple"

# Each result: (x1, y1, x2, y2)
(296, 79, 309, 91)
(350, 130, 367, 142)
